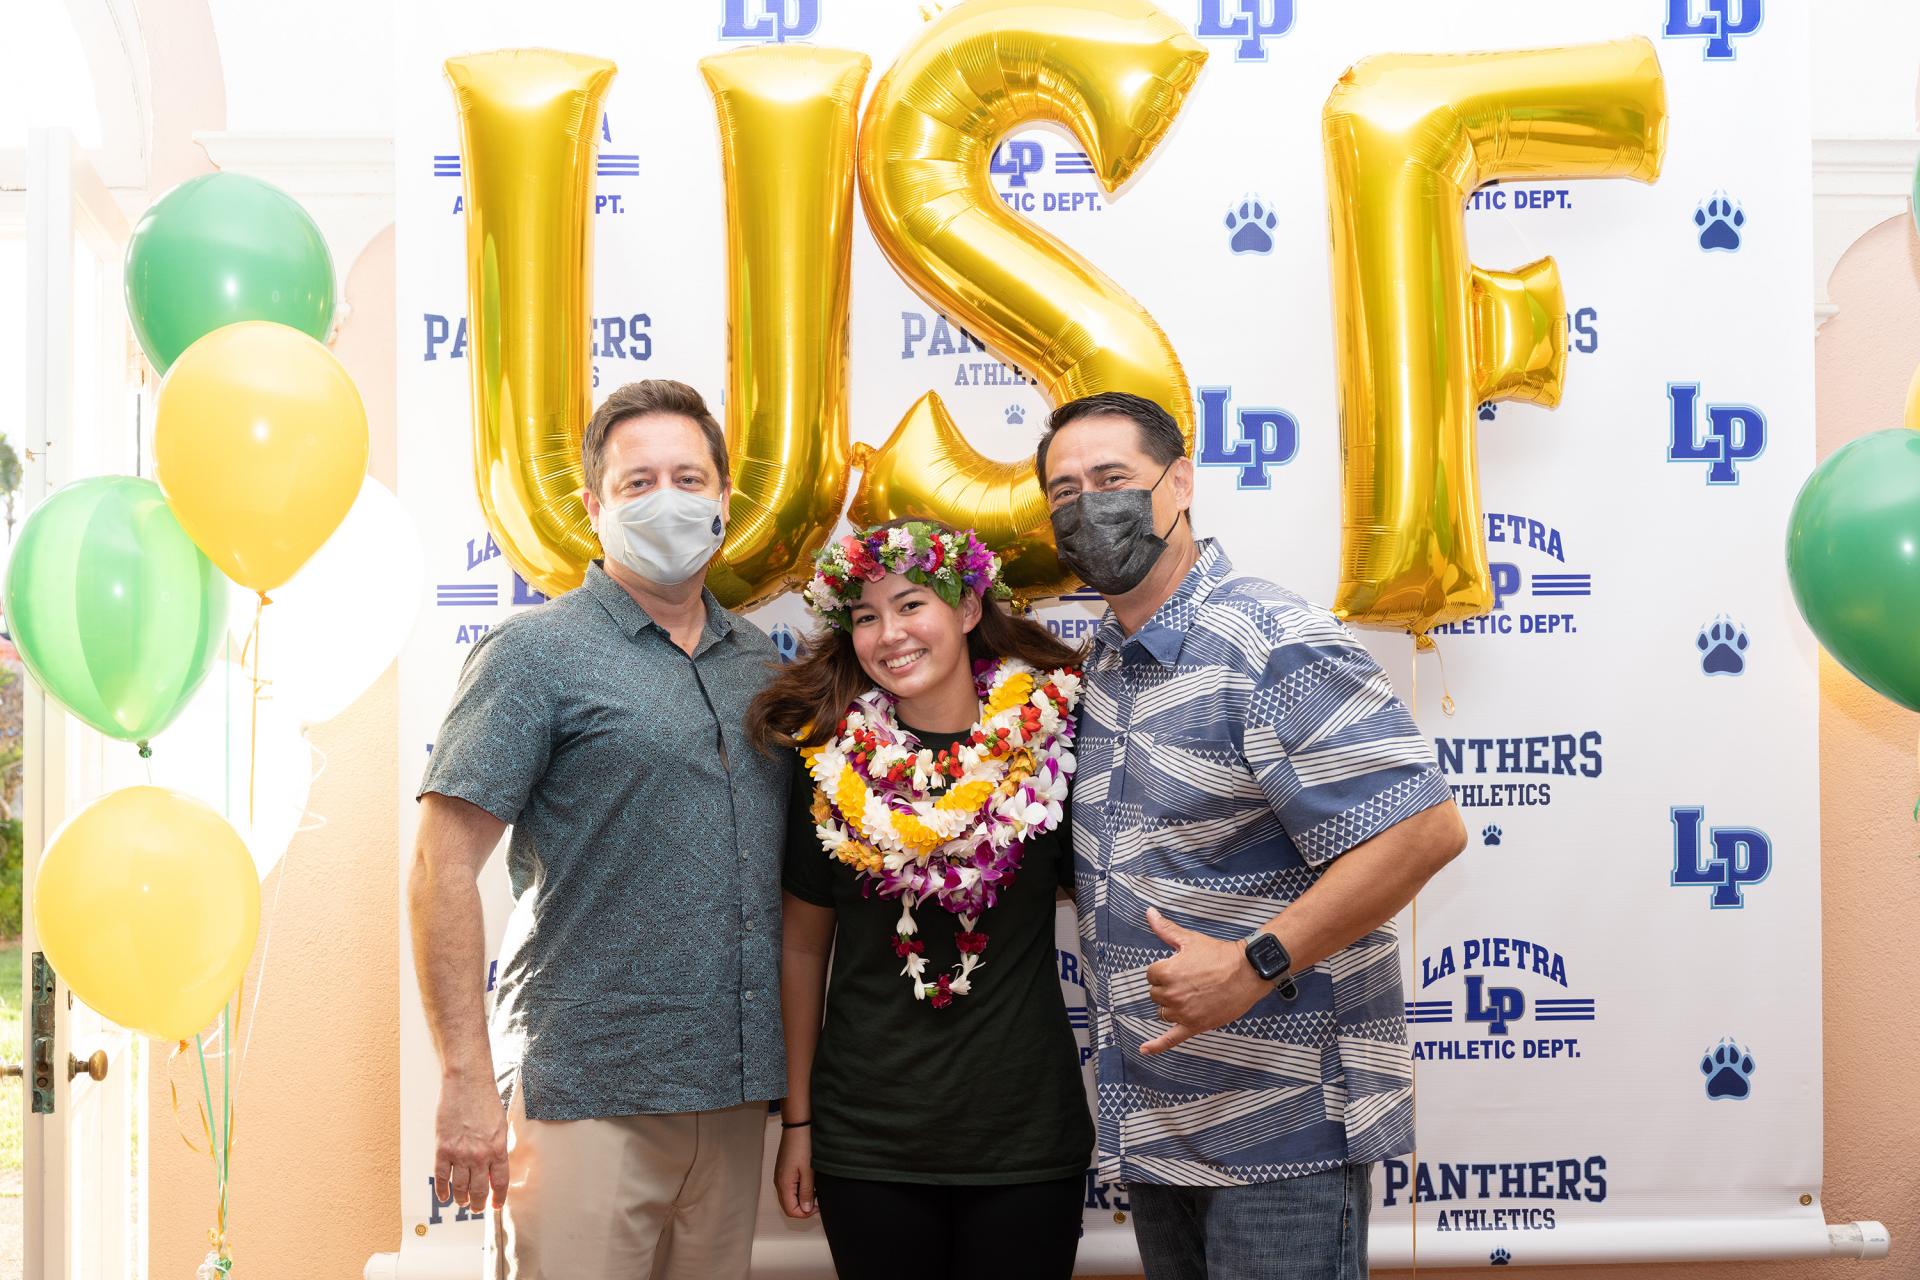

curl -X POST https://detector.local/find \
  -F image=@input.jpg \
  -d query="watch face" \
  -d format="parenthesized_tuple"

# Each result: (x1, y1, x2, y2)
(1248, 933, 1287, 979)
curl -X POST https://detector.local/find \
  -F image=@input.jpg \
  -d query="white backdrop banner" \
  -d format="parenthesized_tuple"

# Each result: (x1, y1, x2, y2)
(392, 1, 1821, 1274)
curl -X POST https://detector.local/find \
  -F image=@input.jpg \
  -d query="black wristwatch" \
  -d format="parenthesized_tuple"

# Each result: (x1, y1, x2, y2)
(1244, 932, 1298, 1000)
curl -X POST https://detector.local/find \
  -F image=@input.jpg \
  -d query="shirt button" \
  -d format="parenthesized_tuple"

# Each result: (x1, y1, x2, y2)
(744, 919, 755, 932)
(744, 990, 756, 1002)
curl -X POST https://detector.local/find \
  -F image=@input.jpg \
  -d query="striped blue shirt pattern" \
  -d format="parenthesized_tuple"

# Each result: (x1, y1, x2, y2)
(1071, 539, 1451, 1186)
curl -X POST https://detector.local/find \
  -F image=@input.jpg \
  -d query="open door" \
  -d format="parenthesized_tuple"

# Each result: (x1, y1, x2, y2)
(18, 125, 148, 1280)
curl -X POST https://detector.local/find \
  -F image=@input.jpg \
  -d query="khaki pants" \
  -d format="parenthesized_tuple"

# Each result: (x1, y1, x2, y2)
(495, 1081, 767, 1280)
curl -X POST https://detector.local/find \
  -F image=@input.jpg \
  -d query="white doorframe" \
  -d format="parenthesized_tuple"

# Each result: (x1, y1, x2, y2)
(22, 125, 147, 1280)
(21, 114, 71, 1280)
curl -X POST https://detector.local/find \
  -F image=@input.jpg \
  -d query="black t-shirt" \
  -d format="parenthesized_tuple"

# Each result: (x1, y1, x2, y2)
(782, 729, 1094, 1185)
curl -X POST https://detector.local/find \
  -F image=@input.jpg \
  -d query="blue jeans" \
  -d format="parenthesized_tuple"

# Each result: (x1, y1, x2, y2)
(1129, 1162, 1372, 1280)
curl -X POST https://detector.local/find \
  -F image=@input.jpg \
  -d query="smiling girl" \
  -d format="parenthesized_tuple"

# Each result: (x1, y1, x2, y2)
(747, 519, 1094, 1279)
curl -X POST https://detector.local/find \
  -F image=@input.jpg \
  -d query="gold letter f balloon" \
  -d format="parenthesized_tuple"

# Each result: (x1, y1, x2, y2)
(1323, 40, 1667, 634)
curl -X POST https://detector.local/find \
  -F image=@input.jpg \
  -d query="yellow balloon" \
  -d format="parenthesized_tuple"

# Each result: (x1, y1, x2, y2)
(154, 320, 369, 593)
(35, 786, 260, 1042)
(853, 0, 1206, 599)
(446, 49, 617, 599)
(1322, 39, 1667, 634)
(700, 46, 869, 609)
(1904, 362, 1920, 431)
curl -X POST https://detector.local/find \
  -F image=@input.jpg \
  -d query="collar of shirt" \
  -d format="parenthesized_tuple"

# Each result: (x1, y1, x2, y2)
(582, 560, 737, 648)
(1090, 538, 1233, 668)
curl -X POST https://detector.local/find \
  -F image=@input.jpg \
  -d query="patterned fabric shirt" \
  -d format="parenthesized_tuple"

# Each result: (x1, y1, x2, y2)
(1072, 539, 1450, 1187)
(419, 562, 789, 1122)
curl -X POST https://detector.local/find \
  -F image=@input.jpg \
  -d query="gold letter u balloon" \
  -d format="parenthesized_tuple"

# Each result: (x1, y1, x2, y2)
(1322, 39, 1667, 634)
(700, 47, 870, 609)
(447, 49, 616, 599)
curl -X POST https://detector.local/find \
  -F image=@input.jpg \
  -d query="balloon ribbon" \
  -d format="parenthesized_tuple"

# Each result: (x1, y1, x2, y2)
(1410, 632, 1458, 719)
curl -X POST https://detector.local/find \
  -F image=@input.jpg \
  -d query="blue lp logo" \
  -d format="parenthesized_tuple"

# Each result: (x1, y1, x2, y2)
(1195, 0, 1295, 62)
(1662, 0, 1761, 61)
(1671, 807, 1770, 908)
(1196, 387, 1298, 489)
(1667, 384, 1765, 485)
(720, 0, 819, 42)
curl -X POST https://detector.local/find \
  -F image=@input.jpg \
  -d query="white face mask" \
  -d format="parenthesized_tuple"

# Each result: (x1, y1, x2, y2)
(596, 488, 726, 586)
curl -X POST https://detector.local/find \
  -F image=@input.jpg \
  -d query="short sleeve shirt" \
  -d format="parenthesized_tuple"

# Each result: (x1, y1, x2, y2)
(1072, 539, 1451, 1186)
(418, 562, 789, 1121)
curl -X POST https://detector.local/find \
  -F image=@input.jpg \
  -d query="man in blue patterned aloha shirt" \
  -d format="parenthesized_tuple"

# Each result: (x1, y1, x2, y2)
(1038, 391, 1468, 1279)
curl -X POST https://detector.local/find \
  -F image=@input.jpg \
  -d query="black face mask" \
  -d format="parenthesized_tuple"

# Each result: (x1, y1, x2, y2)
(1048, 461, 1179, 597)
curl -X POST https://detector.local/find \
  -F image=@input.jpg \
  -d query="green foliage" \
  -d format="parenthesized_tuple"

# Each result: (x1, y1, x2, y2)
(0, 941, 20, 1184)
(0, 434, 19, 539)
(0, 815, 18, 942)
(0, 660, 18, 940)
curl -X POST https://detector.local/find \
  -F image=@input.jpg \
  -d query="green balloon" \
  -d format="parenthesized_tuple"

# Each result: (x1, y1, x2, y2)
(1786, 428, 1920, 711)
(4, 477, 228, 746)
(124, 173, 336, 374)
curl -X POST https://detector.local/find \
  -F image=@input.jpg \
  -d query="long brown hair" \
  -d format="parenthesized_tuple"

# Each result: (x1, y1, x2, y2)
(747, 520, 1086, 752)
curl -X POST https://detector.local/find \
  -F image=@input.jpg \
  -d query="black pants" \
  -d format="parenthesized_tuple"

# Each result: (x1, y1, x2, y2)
(813, 1170, 1084, 1280)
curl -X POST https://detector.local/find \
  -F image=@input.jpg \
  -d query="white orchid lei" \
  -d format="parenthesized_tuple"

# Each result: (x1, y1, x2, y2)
(803, 657, 1079, 1008)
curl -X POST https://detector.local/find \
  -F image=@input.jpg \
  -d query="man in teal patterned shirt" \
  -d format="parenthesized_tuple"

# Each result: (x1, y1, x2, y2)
(410, 380, 787, 1280)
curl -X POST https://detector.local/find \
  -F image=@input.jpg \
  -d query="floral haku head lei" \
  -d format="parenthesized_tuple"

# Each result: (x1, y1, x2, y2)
(803, 521, 1011, 631)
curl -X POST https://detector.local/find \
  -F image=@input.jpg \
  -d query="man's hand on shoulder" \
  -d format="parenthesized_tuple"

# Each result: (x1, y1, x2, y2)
(1140, 908, 1273, 1055)
(435, 1068, 510, 1214)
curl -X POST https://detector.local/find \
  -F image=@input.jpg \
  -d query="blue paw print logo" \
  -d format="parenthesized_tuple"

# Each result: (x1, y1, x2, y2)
(769, 623, 802, 665)
(1224, 197, 1276, 255)
(1701, 1038, 1756, 1100)
(1697, 616, 1749, 676)
(1694, 193, 1745, 252)
(1004, 404, 1026, 426)
(1478, 402, 1497, 422)
(1490, 1248, 1512, 1266)
(1482, 824, 1503, 847)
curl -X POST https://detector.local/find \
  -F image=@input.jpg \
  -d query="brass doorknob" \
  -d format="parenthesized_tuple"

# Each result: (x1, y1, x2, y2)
(68, 1050, 107, 1082)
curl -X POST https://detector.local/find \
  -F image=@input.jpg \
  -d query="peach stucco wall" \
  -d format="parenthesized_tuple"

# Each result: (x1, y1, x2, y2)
(133, 0, 224, 192)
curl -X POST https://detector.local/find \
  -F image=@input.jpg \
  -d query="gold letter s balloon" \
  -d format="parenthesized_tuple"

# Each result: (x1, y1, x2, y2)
(1322, 40, 1666, 634)
(446, 50, 616, 599)
(852, 0, 1206, 598)
(700, 47, 869, 609)
(36, 787, 260, 1041)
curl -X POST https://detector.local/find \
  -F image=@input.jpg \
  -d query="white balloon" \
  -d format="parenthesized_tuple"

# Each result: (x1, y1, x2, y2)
(145, 661, 314, 881)
(230, 476, 425, 725)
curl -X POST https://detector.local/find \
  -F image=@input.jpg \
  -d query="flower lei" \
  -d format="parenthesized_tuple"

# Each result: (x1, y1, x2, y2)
(804, 521, 1011, 631)
(803, 657, 1079, 1008)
